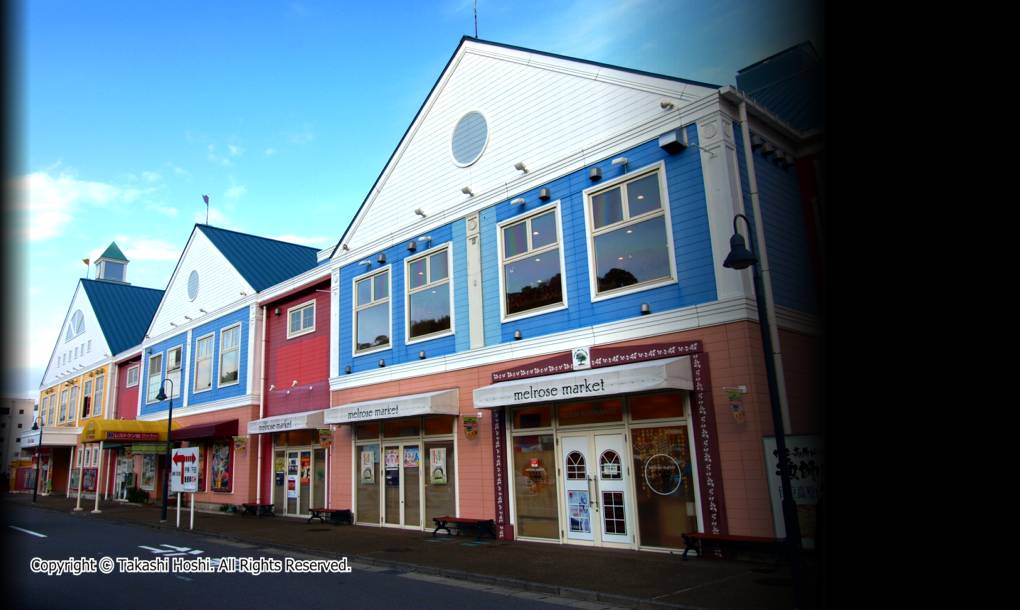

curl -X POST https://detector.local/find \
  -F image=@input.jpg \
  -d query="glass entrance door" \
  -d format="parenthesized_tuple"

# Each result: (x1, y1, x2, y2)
(382, 443, 421, 528)
(559, 432, 633, 546)
(284, 449, 315, 516)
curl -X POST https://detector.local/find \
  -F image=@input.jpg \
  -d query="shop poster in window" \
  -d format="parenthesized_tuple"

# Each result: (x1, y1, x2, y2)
(360, 450, 376, 484)
(287, 476, 298, 499)
(140, 455, 156, 491)
(403, 446, 420, 468)
(211, 441, 232, 492)
(384, 448, 399, 486)
(429, 448, 447, 485)
(300, 454, 311, 485)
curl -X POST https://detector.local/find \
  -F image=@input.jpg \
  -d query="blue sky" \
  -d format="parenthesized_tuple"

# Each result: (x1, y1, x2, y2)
(7, 0, 823, 399)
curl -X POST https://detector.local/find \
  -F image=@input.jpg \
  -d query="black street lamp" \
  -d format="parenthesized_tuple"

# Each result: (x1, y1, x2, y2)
(31, 418, 43, 503)
(155, 379, 175, 523)
(724, 213, 805, 608)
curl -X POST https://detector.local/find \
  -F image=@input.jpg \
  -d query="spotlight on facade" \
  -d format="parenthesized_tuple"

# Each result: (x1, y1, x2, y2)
(414, 208, 427, 217)
(589, 167, 602, 181)
(378, 359, 385, 368)
(377, 253, 387, 264)
(511, 197, 526, 206)
(514, 330, 522, 341)
(419, 351, 426, 360)
(514, 161, 528, 173)
(539, 188, 551, 201)
(461, 186, 474, 196)
(641, 303, 651, 315)
(407, 241, 417, 252)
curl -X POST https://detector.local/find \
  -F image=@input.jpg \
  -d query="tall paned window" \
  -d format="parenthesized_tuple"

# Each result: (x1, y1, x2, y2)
(82, 379, 93, 418)
(219, 325, 241, 386)
(194, 335, 213, 392)
(147, 353, 163, 403)
(166, 347, 182, 398)
(500, 208, 564, 317)
(59, 390, 68, 422)
(407, 248, 452, 341)
(354, 270, 390, 353)
(92, 372, 105, 417)
(69, 385, 79, 422)
(588, 169, 674, 296)
(126, 365, 139, 387)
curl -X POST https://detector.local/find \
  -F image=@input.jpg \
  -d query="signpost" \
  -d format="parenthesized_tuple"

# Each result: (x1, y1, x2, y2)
(170, 447, 200, 529)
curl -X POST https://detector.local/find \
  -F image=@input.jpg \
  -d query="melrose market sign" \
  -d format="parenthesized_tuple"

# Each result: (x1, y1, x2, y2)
(324, 389, 460, 424)
(473, 356, 694, 408)
(247, 411, 325, 435)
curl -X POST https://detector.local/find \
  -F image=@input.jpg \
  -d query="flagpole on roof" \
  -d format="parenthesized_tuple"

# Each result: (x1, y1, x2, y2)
(202, 194, 210, 225)
(82, 258, 90, 279)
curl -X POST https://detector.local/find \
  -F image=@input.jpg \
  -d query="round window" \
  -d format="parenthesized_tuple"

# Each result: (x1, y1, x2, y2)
(451, 111, 488, 166)
(188, 270, 199, 301)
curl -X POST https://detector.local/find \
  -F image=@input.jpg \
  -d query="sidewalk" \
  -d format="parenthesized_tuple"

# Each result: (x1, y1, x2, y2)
(6, 494, 815, 610)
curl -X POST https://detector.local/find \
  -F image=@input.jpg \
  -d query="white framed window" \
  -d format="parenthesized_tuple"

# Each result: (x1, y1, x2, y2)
(353, 267, 391, 355)
(147, 353, 163, 403)
(59, 390, 68, 423)
(69, 384, 79, 422)
(193, 333, 214, 393)
(66, 310, 84, 341)
(82, 378, 93, 418)
(92, 372, 105, 417)
(583, 162, 677, 301)
(497, 201, 567, 321)
(126, 365, 140, 388)
(166, 346, 182, 398)
(287, 300, 316, 339)
(218, 324, 241, 387)
(405, 246, 453, 343)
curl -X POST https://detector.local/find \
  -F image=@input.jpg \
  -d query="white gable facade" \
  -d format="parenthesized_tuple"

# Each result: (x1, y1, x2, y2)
(147, 227, 254, 340)
(337, 40, 717, 256)
(41, 283, 112, 388)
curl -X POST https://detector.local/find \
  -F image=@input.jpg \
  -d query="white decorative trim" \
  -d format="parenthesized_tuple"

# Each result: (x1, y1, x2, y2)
(144, 294, 258, 346)
(192, 332, 216, 395)
(330, 269, 340, 377)
(136, 394, 258, 421)
(217, 322, 242, 389)
(256, 266, 332, 304)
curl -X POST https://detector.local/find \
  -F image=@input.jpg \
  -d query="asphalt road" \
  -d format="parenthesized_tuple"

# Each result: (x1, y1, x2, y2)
(4, 503, 594, 610)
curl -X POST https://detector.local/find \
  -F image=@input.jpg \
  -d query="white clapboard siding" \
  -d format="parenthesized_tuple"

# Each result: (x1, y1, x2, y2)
(148, 228, 253, 339)
(41, 283, 113, 388)
(343, 40, 716, 252)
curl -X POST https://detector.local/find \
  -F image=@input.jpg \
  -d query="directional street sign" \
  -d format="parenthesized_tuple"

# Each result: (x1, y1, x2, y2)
(170, 447, 200, 493)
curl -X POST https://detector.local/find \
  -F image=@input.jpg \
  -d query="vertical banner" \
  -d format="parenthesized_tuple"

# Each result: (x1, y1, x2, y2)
(429, 448, 447, 485)
(491, 407, 512, 540)
(360, 450, 375, 484)
(690, 347, 728, 536)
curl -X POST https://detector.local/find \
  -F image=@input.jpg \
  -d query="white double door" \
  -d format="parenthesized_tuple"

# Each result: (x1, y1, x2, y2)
(560, 432, 633, 546)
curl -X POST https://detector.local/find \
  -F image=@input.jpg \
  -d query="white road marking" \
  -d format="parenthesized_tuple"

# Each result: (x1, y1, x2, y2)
(9, 526, 47, 538)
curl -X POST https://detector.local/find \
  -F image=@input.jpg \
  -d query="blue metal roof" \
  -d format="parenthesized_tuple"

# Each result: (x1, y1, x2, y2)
(197, 225, 320, 291)
(736, 42, 823, 133)
(80, 279, 164, 355)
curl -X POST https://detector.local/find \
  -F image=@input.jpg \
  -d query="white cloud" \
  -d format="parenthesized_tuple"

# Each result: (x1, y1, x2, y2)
(150, 205, 179, 217)
(264, 148, 278, 156)
(225, 185, 247, 200)
(227, 144, 244, 157)
(207, 144, 233, 167)
(141, 171, 162, 183)
(12, 171, 128, 241)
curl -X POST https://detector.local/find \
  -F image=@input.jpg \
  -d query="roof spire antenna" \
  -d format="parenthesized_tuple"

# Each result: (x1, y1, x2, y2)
(202, 194, 210, 225)
(474, 0, 478, 38)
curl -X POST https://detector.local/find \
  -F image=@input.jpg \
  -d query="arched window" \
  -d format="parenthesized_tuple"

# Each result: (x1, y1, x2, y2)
(66, 310, 85, 341)
(599, 450, 622, 480)
(565, 451, 586, 480)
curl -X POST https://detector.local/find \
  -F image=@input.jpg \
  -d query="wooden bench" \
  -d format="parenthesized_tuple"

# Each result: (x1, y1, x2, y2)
(308, 508, 353, 525)
(432, 516, 496, 540)
(241, 503, 275, 518)
(681, 532, 784, 561)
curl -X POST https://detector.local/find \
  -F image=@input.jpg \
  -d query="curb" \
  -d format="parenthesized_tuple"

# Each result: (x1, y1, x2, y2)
(12, 499, 710, 610)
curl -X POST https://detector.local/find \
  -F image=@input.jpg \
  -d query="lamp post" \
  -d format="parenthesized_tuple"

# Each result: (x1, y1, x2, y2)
(31, 418, 43, 503)
(724, 213, 805, 608)
(155, 379, 175, 523)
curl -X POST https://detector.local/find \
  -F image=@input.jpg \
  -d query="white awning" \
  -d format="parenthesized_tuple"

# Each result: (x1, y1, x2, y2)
(324, 389, 460, 425)
(20, 427, 81, 448)
(473, 356, 694, 408)
(247, 410, 326, 435)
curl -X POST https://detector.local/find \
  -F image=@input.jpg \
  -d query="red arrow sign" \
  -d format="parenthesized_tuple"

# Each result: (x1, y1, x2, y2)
(173, 452, 197, 485)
